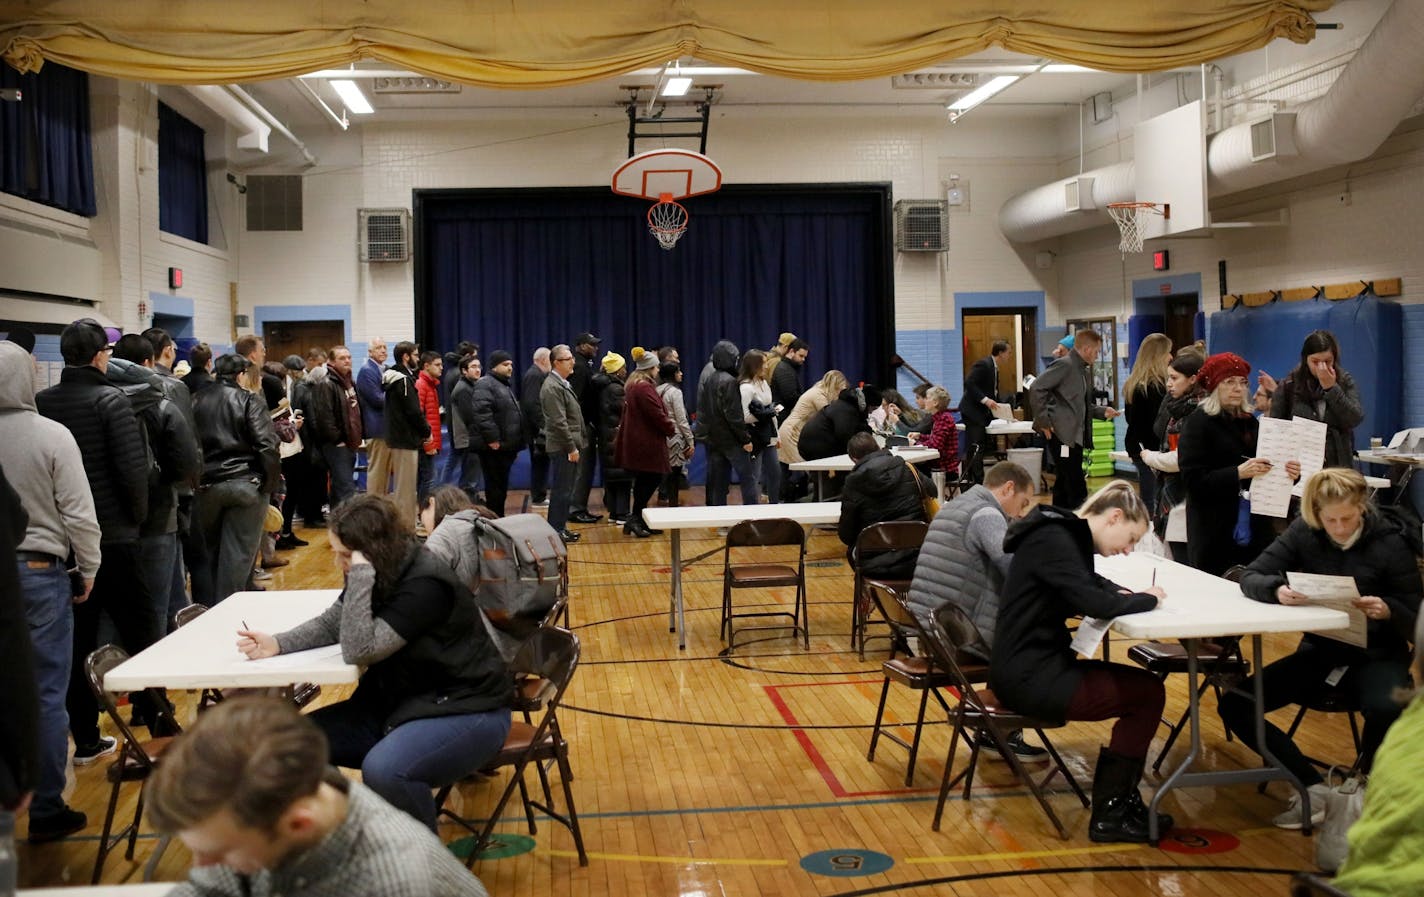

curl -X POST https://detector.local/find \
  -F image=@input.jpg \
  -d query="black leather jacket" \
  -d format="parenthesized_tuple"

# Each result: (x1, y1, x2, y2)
(192, 377, 280, 492)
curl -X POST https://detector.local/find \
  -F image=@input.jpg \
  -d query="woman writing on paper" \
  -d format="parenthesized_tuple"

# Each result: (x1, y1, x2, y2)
(1268, 329, 1364, 469)
(236, 494, 512, 831)
(1227, 468, 1421, 829)
(993, 481, 1169, 843)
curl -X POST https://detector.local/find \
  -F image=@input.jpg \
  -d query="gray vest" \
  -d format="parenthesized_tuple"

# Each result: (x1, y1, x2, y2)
(907, 485, 1007, 660)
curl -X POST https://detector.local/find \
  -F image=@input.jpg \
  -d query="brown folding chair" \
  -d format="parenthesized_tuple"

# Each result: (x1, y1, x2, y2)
(436, 627, 587, 867)
(84, 645, 182, 884)
(851, 521, 928, 659)
(720, 518, 808, 651)
(863, 581, 964, 786)
(1291, 873, 1353, 897)
(911, 602, 1089, 840)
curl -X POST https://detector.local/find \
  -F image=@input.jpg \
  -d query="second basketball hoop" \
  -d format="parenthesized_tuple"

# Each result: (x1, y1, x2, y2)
(612, 149, 722, 251)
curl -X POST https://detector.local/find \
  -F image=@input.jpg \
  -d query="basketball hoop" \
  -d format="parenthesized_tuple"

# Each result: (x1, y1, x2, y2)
(1106, 202, 1169, 254)
(611, 148, 721, 251)
(648, 194, 688, 251)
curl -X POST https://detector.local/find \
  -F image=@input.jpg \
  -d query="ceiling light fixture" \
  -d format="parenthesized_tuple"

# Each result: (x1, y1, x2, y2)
(946, 74, 1019, 122)
(330, 79, 374, 114)
(662, 74, 693, 97)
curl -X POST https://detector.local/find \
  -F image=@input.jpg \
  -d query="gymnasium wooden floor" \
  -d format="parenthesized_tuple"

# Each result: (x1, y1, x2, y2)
(18, 484, 1351, 896)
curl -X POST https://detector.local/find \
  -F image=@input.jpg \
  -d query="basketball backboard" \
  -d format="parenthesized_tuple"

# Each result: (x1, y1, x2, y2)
(612, 149, 722, 201)
(1133, 99, 1208, 240)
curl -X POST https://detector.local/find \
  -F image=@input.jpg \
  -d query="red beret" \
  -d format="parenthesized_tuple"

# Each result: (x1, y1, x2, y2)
(1198, 352, 1251, 392)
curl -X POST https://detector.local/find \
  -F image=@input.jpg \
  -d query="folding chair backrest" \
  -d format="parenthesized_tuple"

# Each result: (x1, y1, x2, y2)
(864, 580, 921, 646)
(174, 604, 207, 628)
(910, 603, 986, 697)
(84, 645, 161, 768)
(727, 518, 806, 550)
(510, 626, 580, 713)
(855, 520, 928, 557)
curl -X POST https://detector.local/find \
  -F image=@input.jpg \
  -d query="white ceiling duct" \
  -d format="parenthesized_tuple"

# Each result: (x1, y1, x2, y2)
(1000, 0, 1424, 244)
(184, 85, 272, 153)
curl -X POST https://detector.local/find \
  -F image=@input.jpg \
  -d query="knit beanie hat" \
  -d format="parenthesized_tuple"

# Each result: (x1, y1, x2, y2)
(601, 351, 626, 374)
(631, 346, 657, 371)
(1197, 352, 1251, 392)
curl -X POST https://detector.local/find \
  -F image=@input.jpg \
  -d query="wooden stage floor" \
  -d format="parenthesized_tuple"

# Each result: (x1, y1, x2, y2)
(17, 488, 1351, 896)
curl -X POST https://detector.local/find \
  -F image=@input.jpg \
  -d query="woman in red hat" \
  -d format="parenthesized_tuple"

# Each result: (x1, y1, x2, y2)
(1178, 353, 1299, 575)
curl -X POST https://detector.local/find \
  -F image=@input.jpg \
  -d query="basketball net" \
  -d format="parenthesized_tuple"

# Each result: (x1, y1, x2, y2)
(1106, 202, 1165, 254)
(648, 194, 688, 251)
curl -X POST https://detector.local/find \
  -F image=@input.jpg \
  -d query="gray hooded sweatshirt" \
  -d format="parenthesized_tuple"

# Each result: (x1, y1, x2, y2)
(0, 342, 102, 577)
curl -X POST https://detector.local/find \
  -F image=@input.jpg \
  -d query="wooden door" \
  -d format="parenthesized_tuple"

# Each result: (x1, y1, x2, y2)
(262, 320, 346, 364)
(961, 313, 1020, 399)
(1165, 295, 1198, 354)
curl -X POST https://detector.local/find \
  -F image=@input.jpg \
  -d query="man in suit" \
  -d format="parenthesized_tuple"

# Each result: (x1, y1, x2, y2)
(959, 339, 1010, 484)
(1028, 329, 1119, 509)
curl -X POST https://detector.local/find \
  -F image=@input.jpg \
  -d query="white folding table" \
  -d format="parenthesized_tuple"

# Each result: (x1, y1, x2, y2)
(641, 502, 841, 649)
(1096, 552, 1348, 843)
(104, 589, 358, 692)
(790, 446, 939, 500)
(21, 887, 175, 896)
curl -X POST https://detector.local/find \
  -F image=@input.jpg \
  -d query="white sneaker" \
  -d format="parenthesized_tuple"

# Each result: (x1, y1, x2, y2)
(1272, 783, 1329, 830)
(252, 568, 274, 582)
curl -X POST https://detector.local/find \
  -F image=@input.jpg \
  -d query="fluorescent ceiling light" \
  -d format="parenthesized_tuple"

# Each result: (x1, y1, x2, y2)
(330, 79, 373, 114)
(1043, 64, 1097, 73)
(634, 65, 753, 77)
(662, 76, 693, 97)
(948, 75, 1019, 112)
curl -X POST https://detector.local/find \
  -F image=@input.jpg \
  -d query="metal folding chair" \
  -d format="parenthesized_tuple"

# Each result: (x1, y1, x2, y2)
(851, 521, 928, 658)
(720, 518, 809, 651)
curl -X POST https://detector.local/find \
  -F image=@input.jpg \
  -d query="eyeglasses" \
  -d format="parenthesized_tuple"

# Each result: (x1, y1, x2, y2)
(554, 355, 573, 362)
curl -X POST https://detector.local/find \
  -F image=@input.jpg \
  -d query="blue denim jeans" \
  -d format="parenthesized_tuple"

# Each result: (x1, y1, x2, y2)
(321, 443, 357, 507)
(757, 445, 781, 504)
(310, 700, 512, 830)
(706, 446, 760, 506)
(17, 562, 73, 817)
(138, 532, 180, 639)
(417, 450, 437, 504)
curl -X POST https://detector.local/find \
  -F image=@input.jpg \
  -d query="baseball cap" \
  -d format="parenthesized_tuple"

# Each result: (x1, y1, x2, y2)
(574, 332, 602, 347)
(59, 318, 113, 366)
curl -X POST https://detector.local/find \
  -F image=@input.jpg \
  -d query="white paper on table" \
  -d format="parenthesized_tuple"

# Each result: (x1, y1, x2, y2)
(1287, 571, 1368, 648)
(991, 403, 1015, 421)
(244, 645, 347, 669)
(1071, 617, 1113, 658)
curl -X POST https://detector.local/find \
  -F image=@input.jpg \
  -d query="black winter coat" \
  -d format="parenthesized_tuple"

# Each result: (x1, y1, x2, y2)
(1178, 407, 1274, 575)
(838, 449, 927, 578)
(771, 356, 804, 424)
(192, 378, 281, 493)
(470, 372, 524, 452)
(308, 375, 352, 448)
(1241, 512, 1421, 664)
(383, 372, 430, 451)
(1125, 381, 1166, 457)
(695, 340, 749, 452)
(597, 376, 627, 472)
(990, 505, 1158, 722)
(797, 388, 871, 462)
(36, 365, 150, 543)
(520, 364, 548, 448)
(108, 359, 202, 536)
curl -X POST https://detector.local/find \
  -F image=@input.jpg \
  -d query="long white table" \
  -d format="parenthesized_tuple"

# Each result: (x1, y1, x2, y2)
(1096, 552, 1348, 843)
(642, 502, 842, 649)
(1109, 450, 1389, 494)
(788, 446, 939, 472)
(105, 590, 357, 692)
(22, 887, 175, 896)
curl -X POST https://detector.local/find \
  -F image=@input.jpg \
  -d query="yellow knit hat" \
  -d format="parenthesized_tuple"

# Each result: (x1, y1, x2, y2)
(778, 331, 797, 346)
(601, 351, 626, 374)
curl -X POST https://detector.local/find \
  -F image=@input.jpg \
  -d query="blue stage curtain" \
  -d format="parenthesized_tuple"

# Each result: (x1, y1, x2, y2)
(0, 62, 96, 216)
(157, 101, 208, 243)
(421, 188, 891, 414)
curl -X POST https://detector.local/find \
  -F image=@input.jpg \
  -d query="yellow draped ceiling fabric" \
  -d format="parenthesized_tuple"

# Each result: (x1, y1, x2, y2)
(0, 1, 1333, 85)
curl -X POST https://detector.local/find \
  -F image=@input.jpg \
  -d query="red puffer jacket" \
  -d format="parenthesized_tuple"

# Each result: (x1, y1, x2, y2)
(416, 371, 442, 452)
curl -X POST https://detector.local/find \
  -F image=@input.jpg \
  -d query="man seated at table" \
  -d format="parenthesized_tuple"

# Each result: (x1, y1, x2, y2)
(838, 432, 927, 580)
(147, 696, 491, 897)
(906, 460, 1048, 763)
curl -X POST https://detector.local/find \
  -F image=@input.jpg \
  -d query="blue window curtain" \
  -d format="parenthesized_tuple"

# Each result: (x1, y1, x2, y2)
(418, 187, 893, 410)
(158, 101, 208, 243)
(0, 62, 96, 216)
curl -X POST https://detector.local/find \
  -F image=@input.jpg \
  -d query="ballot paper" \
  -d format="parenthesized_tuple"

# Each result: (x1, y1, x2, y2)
(1250, 416, 1328, 518)
(1286, 571, 1368, 648)
(991, 403, 1015, 421)
(243, 645, 347, 668)
(1071, 616, 1114, 658)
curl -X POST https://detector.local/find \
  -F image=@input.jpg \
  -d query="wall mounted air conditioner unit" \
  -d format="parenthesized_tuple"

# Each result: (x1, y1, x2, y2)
(358, 208, 410, 262)
(1249, 113, 1298, 162)
(1064, 176, 1096, 212)
(893, 200, 949, 252)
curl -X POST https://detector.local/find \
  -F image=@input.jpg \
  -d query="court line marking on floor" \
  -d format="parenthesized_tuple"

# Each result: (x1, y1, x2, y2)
(825, 864, 1299, 897)
(538, 848, 787, 866)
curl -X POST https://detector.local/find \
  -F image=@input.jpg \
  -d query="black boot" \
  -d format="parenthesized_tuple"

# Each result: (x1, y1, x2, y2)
(1088, 748, 1153, 843)
(1123, 754, 1174, 834)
